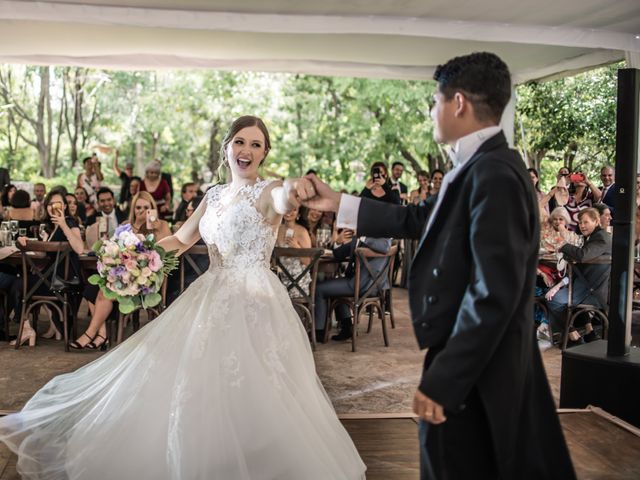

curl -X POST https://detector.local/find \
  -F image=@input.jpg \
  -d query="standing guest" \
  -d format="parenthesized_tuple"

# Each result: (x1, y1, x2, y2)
(71, 191, 171, 350)
(76, 154, 103, 207)
(598, 165, 618, 214)
(429, 169, 444, 198)
(527, 168, 547, 213)
(593, 203, 612, 232)
(140, 160, 172, 215)
(390, 161, 409, 204)
(84, 187, 128, 247)
(119, 175, 142, 217)
(30, 182, 47, 221)
(359, 162, 401, 204)
(74, 186, 95, 221)
(112, 149, 135, 204)
(410, 170, 431, 205)
(564, 172, 601, 230)
(304, 52, 575, 479)
(173, 182, 199, 223)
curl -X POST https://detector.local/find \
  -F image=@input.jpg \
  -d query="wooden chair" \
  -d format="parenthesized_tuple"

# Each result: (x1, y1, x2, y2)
(114, 278, 168, 346)
(179, 244, 209, 294)
(16, 241, 80, 351)
(379, 240, 399, 330)
(329, 244, 398, 352)
(561, 259, 611, 351)
(272, 247, 323, 349)
(0, 289, 9, 339)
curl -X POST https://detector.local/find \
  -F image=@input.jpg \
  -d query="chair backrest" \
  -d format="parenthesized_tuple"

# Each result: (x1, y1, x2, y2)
(179, 243, 209, 293)
(354, 243, 398, 304)
(568, 256, 612, 308)
(17, 240, 71, 301)
(272, 247, 324, 305)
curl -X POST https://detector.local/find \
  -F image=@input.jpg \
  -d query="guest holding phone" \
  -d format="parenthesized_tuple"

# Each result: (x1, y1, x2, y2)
(71, 191, 171, 350)
(359, 162, 401, 205)
(11, 189, 85, 346)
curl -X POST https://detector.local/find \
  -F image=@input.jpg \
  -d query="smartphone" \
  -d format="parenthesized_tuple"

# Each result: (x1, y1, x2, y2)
(146, 209, 158, 229)
(285, 228, 294, 239)
(97, 217, 107, 237)
(568, 173, 585, 183)
(372, 167, 382, 180)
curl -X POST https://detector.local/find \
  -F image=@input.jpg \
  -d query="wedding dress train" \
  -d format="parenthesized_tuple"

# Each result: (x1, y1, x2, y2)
(0, 180, 366, 480)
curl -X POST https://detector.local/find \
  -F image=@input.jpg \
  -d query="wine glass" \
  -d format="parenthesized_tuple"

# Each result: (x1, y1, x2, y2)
(18, 228, 26, 238)
(39, 224, 48, 241)
(9, 220, 18, 245)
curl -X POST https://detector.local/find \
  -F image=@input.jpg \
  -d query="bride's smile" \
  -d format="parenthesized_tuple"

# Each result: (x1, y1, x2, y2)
(225, 125, 269, 181)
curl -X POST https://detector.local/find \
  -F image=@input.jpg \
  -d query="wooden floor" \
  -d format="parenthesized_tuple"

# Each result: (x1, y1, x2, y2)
(1, 412, 638, 479)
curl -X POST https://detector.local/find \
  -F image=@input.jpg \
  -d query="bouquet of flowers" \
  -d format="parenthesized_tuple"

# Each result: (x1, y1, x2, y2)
(88, 224, 178, 314)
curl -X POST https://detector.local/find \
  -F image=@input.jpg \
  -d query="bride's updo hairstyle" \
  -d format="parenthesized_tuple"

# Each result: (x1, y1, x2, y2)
(220, 115, 271, 167)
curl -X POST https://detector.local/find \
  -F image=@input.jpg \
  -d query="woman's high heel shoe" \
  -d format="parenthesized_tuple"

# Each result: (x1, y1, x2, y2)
(87, 334, 109, 351)
(10, 328, 36, 347)
(41, 327, 62, 341)
(69, 333, 95, 351)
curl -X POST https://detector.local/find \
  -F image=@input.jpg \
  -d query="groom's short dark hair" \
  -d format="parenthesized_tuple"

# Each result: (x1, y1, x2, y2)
(433, 52, 511, 124)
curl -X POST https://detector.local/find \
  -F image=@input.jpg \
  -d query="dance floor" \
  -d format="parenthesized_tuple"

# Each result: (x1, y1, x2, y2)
(0, 289, 639, 478)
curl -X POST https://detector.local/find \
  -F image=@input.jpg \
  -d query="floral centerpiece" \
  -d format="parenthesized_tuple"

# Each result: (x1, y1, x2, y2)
(88, 224, 178, 314)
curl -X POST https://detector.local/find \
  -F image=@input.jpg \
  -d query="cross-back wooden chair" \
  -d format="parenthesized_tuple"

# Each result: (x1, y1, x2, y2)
(272, 247, 324, 349)
(114, 278, 168, 346)
(179, 244, 210, 294)
(16, 241, 80, 351)
(329, 243, 398, 352)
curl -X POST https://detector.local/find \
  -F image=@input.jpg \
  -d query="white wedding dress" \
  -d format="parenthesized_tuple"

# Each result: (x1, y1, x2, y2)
(0, 180, 366, 480)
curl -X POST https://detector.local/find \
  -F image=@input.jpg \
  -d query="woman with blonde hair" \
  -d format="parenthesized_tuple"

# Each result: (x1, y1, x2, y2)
(69, 191, 171, 350)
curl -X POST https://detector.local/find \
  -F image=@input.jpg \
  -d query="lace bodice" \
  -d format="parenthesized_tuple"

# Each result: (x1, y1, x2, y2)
(199, 180, 277, 270)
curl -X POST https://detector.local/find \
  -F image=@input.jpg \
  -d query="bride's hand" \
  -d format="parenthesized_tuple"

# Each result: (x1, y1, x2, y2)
(285, 178, 317, 208)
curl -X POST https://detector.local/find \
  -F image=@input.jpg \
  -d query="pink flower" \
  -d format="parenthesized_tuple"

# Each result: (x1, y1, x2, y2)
(148, 251, 162, 272)
(124, 259, 138, 271)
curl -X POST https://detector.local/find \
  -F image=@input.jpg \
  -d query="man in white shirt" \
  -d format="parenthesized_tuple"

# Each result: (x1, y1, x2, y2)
(299, 52, 575, 480)
(85, 187, 127, 248)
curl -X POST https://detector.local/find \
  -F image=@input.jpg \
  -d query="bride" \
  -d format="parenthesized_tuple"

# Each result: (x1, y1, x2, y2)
(0, 116, 366, 480)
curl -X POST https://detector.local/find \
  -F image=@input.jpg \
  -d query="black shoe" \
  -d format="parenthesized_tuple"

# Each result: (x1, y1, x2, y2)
(583, 330, 600, 343)
(314, 330, 326, 344)
(566, 337, 585, 348)
(331, 329, 352, 341)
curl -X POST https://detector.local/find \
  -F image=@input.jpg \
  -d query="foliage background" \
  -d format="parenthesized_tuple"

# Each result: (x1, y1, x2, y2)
(0, 63, 620, 194)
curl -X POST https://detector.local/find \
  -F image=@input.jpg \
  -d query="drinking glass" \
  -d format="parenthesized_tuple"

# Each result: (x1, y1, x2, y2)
(18, 228, 26, 237)
(39, 224, 48, 241)
(9, 220, 18, 245)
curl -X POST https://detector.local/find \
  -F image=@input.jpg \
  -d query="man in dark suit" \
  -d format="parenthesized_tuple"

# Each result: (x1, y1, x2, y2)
(314, 233, 392, 341)
(599, 165, 619, 214)
(85, 187, 127, 241)
(302, 52, 575, 479)
(390, 161, 409, 204)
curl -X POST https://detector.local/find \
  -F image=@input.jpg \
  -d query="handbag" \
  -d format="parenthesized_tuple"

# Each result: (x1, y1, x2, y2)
(50, 246, 82, 293)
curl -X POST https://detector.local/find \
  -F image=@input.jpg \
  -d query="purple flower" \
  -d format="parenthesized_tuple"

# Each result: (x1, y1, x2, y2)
(115, 224, 133, 237)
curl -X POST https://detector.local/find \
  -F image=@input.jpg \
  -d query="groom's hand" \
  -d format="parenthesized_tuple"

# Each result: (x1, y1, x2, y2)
(285, 178, 317, 208)
(413, 389, 447, 424)
(301, 174, 342, 212)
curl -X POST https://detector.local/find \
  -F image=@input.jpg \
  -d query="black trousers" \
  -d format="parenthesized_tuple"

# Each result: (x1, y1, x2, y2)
(419, 388, 499, 480)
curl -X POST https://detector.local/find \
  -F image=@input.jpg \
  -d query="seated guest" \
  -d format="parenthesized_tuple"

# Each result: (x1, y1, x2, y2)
(410, 170, 430, 205)
(300, 206, 324, 247)
(11, 189, 86, 345)
(85, 187, 127, 248)
(173, 182, 199, 223)
(360, 162, 401, 205)
(276, 206, 313, 299)
(65, 193, 84, 228)
(593, 203, 612, 233)
(544, 208, 611, 347)
(540, 207, 581, 254)
(74, 186, 95, 221)
(314, 232, 392, 341)
(167, 196, 209, 304)
(71, 191, 171, 350)
(7, 190, 35, 221)
(0, 184, 16, 220)
(140, 160, 172, 215)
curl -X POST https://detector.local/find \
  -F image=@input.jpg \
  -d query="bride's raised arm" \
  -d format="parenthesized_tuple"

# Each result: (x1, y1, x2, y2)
(157, 191, 208, 255)
(259, 178, 317, 224)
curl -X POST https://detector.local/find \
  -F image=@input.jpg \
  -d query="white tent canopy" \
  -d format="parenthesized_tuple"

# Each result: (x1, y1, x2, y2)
(0, 0, 639, 83)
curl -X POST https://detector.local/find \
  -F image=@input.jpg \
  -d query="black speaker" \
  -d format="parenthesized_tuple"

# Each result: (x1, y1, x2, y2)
(561, 341, 640, 427)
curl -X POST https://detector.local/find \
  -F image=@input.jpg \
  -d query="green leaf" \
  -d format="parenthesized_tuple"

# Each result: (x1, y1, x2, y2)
(145, 292, 162, 308)
(102, 288, 119, 300)
(92, 240, 103, 253)
(118, 302, 136, 314)
(88, 274, 102, 285)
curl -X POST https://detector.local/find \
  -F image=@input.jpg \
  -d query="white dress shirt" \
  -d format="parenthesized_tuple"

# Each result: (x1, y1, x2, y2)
(337, 126, 503, 234)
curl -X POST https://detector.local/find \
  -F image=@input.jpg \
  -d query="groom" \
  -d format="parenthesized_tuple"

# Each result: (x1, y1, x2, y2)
(299, 52, 575, 479)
